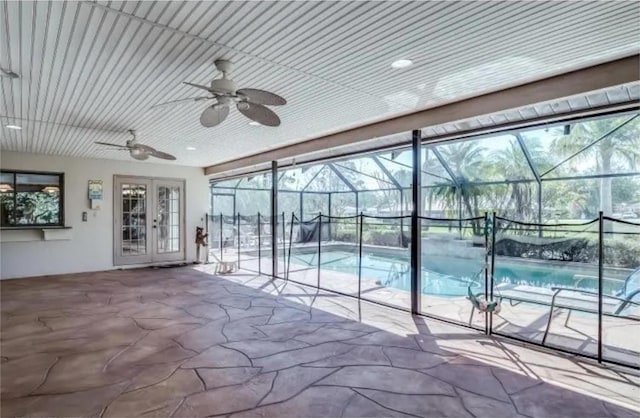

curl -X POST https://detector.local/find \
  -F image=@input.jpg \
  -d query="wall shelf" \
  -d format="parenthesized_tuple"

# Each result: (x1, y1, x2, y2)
(1, 226, 71, 230)
(0, 227, 73, 242)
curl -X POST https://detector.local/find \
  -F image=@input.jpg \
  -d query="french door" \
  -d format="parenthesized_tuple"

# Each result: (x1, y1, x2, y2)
(114, 176, 185, 265)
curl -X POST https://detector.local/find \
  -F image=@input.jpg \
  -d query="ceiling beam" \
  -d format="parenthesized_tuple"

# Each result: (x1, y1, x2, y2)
(205, 55, 640, 176)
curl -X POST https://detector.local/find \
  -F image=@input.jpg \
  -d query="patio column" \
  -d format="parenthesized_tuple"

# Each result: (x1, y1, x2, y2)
(411, 130, 422, 314)
(271, 161, 278, 278)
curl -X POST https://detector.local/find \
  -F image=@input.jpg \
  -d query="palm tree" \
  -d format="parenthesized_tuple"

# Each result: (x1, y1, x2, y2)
(550, 114, 640, 216)
(494, 140, 537, 222)
(428, 141, 487, 234)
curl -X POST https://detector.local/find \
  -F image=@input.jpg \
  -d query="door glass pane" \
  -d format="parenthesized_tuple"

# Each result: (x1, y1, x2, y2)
(122, 183, 147, 256)
(157, 185, 181, 253)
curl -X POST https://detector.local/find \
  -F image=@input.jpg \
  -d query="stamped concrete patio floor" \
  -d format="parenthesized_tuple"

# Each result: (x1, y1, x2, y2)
(1, 267, 638, 417)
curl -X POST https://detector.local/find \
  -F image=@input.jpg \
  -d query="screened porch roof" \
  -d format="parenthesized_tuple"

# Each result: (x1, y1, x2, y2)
(211, 109, 640, 193)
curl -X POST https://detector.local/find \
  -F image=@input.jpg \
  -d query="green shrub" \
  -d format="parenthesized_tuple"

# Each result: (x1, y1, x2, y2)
(362, 230, 402, 247)
(601, 237, 640, 269)
(333, 231, 357, 242)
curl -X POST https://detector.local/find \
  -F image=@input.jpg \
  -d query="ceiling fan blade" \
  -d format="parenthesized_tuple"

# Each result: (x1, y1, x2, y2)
(200, 104, 229, 127)
(237, 88, 286, 106)
(134, 144, 176, 161)
(150, 150, 177, 161)
(95, 141, 128, 148)
(183, 82, 213, 92)
(237, 102, 281, 127)
(150, 96, 212, 109)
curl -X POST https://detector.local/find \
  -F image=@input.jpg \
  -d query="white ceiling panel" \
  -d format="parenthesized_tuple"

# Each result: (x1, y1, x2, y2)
(1, 1, 639, 168)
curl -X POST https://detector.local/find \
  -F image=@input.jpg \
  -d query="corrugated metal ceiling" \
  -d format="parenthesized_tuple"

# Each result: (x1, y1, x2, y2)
(1, 1, 639, 167)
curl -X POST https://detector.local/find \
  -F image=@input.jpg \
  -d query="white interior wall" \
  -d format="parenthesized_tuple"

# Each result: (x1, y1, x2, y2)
(0, 151, 208, 279)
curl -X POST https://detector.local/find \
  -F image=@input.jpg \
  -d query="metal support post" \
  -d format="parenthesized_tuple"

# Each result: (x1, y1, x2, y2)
(300, 193, 304, 222)
(358, 213, 363, 299)
(220, 212, 223, 259)
(355, 191, 359, 216)
(317, 212, 322, 288)
(328, 193, 332, 241)
(598, 211, 604, 363)
(286, 212, 294, 280)
(237, 213, 241, 267)
(484, 212, 489, 333)
(257, 212, 261, 275)
(489, 212, 497, 335)
(281, 211, 286, 269)
(411, 130, 422, 314)
(538, 183, 543, 237)
(271, 161, 278, 277)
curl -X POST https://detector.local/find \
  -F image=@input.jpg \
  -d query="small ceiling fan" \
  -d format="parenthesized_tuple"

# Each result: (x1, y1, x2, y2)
(95, 130, 176, 161)
(152, 60, 286, 127)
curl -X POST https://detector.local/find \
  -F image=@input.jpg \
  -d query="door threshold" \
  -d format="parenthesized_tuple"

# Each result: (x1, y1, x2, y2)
(115, 260, 188, 271)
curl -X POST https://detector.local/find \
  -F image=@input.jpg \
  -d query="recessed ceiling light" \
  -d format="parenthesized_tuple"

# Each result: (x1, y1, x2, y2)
(186, 146, 196, 151)
(248, 121, 261, 126)
(5, 124, 22, 130)
(391, 59, 413, 69)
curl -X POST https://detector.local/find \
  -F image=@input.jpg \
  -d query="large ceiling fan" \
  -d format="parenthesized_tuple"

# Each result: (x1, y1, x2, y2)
(95, 130, 176, 161)
(152, 60, 286, 127)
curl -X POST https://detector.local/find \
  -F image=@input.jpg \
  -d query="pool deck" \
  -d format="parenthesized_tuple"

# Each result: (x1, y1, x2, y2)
(226, 249, 640, 369)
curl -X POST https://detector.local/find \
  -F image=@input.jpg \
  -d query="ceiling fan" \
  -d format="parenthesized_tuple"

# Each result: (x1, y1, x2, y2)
(95, 130, 176, 161)
(152, 60, 286, 127)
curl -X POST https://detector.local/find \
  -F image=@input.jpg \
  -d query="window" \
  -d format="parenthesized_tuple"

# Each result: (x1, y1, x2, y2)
(0, 171, 64, 227)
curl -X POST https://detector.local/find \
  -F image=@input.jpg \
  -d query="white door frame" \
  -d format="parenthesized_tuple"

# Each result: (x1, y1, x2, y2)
(114, 175, 186, 266)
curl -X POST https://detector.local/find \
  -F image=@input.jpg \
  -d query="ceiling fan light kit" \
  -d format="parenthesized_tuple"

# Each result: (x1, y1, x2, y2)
(154, 60, 286, 128)
(129, 147, 149, 161)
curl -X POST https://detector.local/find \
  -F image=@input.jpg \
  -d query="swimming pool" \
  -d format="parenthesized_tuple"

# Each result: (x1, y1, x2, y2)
(288, 249, 622, 296)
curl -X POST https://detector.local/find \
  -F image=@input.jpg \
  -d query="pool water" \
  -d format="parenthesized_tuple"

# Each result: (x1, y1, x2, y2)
(289, 250, 618, 297)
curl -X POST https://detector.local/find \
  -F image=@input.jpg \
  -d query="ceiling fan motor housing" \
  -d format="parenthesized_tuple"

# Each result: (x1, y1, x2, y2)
(210, 78, 237, 95)
(214, 59, 233, 73)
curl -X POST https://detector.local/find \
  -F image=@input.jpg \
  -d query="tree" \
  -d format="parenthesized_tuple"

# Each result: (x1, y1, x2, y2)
(427, 141, 487, 234)
(370, 167, 410, 216)
(8, 192, 60, 224)
(422, 137, 546, 232)
(493, 140, 536, 221)
(550, 115, 640, 216)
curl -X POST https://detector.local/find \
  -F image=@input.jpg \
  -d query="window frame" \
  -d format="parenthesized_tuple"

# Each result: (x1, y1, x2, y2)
(0, 169, 65, 228)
